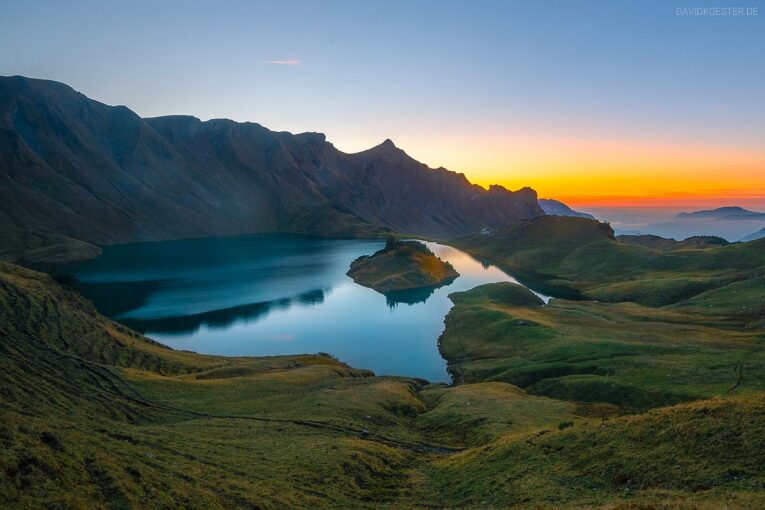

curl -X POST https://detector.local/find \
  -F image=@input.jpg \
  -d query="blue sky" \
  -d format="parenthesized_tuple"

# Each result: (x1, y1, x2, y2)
(1, 0, 763, 205)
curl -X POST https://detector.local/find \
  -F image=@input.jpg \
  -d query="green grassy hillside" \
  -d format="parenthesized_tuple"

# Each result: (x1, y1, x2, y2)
(445, 218, 765, 410)
(441, 282, 765, 409)
(424, 394, 765, 509)
(0, 262, 433, 508)
(3, 250, 765, 508)
(617, 234, 729, 252)
(457, 216, 765, 306)
(0, 228, 102, 266)
(427, 219, 765, 506)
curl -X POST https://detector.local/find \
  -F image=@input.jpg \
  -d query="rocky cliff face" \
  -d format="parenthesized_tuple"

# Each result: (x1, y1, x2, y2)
(0, 76, 543, 259)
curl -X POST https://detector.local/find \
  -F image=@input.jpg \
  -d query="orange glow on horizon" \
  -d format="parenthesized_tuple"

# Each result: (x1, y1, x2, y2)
(360, 132, 765, 210)
(555, 193, 765, 210)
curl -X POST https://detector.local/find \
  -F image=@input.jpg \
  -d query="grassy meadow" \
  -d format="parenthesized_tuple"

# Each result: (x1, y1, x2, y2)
(3, 215, 765, 508)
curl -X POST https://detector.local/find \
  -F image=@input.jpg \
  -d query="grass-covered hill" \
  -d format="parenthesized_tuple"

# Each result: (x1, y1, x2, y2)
(3, 259, 765, 508)
(425, 393, 765, 509)
(0, 262, 432, 508)
(347, 239, 458, 293)
(428, 218, 765, 507)
(457, 216, 765, 307)
(441, 281, 765, 409)
(446, 217, 765, 407)
(617, 234, 729, 252)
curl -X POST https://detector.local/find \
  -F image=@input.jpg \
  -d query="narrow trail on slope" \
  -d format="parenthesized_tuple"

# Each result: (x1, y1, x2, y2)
(43, 339, 464, 455)
(726, 339, 765, 393)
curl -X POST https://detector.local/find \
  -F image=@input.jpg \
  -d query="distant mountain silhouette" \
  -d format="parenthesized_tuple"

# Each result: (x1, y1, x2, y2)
(0, 76, 543, 262)
(741, 227, 765, 242)
(637, 206, 765, 241)
(675, 206, 765, 221)
(538, 199, 594, 219)
(617, 234, 729, 251)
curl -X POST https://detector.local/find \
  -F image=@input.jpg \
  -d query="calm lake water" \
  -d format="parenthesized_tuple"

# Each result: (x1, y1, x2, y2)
(64, 235, 547, 382)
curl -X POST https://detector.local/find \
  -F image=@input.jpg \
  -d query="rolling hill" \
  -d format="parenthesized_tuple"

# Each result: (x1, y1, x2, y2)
(456, 216, 765, 305)
(347, 239, 459, 293)
(617, 234, 729, 251)
(3, 257, 765, 508)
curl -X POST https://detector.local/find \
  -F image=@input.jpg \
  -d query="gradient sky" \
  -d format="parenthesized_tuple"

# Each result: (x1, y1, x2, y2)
(1, 0, 763, 207)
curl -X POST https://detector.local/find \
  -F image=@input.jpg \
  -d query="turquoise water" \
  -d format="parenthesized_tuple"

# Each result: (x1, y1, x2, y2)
(64, 234, 547, 382)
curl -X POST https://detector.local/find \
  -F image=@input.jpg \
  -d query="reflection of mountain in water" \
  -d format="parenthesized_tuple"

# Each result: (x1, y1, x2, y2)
(60, 235, 541, 382)
(121, 289, 327, 335)
(384, 281, 452, 308)
(77, 279, 172, 318)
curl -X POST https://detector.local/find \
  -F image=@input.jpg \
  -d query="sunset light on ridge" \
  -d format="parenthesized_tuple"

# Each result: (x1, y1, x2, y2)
(4, 1, 761, 212)
(389, 133, 765, 209)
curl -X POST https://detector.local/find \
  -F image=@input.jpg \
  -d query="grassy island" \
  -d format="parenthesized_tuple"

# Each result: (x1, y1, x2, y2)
(347, 239, 459, 293)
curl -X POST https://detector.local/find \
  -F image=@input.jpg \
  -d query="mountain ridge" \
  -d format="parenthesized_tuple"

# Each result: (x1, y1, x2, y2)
(0, 75, 543, 263)
(538, 198, 595, 219)
(742, 227, 765, 242)
(675, 206, 765, 221)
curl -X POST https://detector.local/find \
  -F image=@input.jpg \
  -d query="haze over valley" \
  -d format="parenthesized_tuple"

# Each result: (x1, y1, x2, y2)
(582, 205, 765, 241)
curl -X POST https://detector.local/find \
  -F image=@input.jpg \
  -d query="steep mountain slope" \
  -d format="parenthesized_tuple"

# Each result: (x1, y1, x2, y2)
(538, 198, 594, 219)
(0, 76, 543, 262)
(323, 140, 542, 239)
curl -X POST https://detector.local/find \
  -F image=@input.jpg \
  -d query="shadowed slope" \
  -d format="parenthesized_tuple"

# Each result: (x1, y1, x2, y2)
(0, 262, 436, 508)
(0, 76, 543, 263)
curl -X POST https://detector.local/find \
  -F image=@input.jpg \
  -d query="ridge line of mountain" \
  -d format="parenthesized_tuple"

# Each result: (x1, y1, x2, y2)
(0, 75, 547, 264)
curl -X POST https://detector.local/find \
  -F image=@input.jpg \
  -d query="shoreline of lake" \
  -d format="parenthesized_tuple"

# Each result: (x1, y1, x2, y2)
(62, 234, 549, 382)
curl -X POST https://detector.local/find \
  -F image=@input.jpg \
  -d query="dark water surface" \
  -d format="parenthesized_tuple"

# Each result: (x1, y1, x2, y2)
(65, 235, 547, 382)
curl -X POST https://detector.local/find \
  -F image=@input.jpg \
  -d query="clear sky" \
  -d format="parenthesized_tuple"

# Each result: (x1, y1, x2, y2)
(1, 0, 763, 207)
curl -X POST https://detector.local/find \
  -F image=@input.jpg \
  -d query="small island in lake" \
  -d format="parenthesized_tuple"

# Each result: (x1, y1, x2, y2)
(347, 239, 459, 293)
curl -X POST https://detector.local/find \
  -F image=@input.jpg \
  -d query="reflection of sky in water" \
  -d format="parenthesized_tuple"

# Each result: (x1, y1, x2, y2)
(67, 235, 548, 382)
